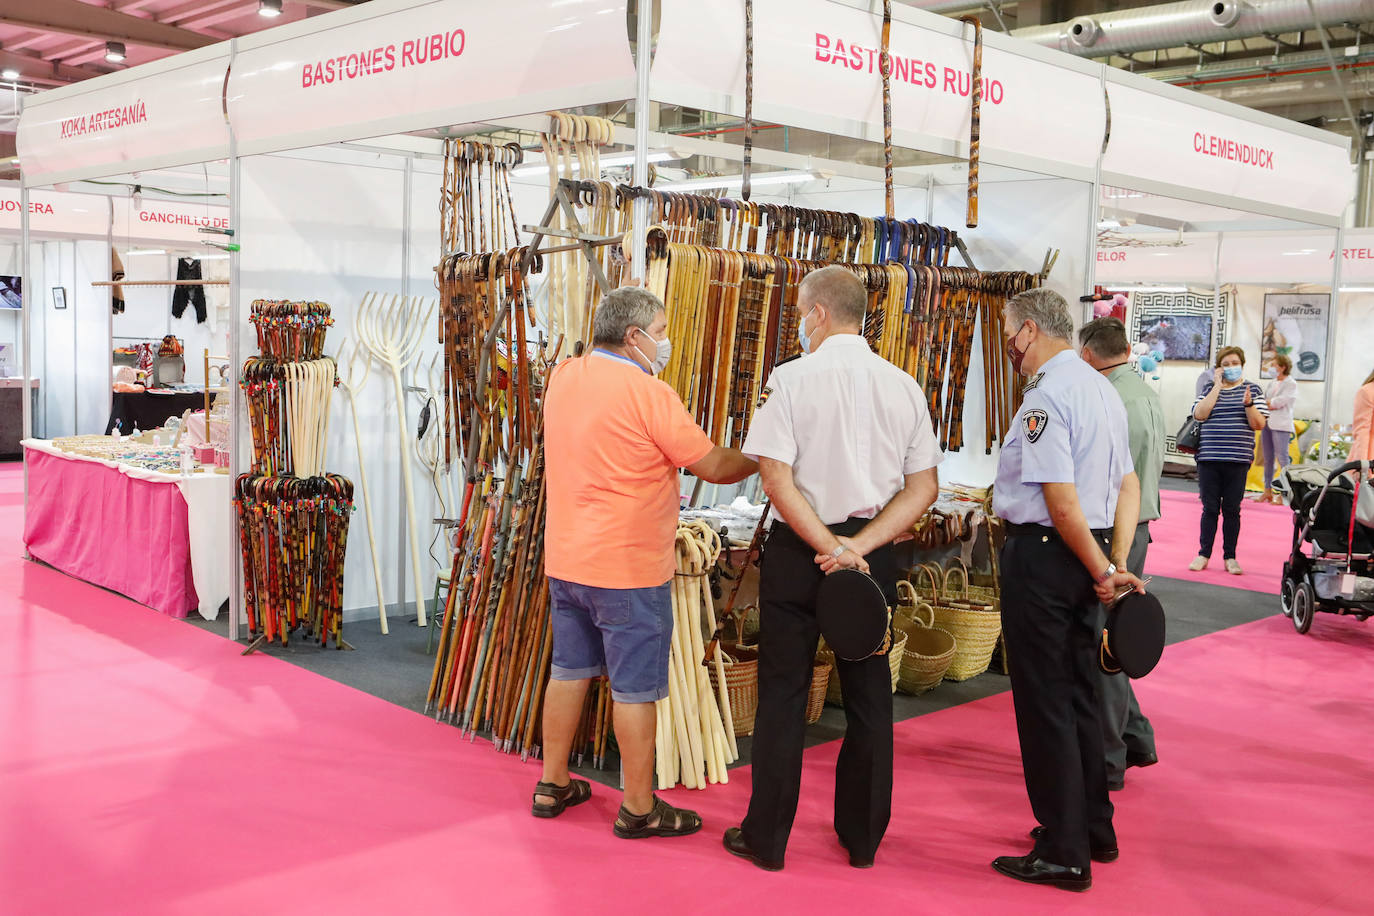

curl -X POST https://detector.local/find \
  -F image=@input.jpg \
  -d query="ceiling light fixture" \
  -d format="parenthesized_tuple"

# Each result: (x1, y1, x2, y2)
(657, 168, 834, 192)
(0, 68, 19, 81)
(259, 0, 283, 18)
(105, 41, 126, 63)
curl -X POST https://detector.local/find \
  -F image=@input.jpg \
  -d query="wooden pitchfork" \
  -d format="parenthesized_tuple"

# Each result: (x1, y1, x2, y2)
(357, 290, 438, 627)
(334, 335, 390, 634)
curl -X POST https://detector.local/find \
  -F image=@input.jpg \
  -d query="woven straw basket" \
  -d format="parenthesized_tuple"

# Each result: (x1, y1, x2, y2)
(893, 609, 957, 695)
(708, 645, 760, 737)
(913, 562, 1001, 681)
(817, 630, 906, 707)
(806, 661, 831, 724)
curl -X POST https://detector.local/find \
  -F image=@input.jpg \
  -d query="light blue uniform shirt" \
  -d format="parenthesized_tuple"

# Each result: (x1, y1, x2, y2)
(993, 349, 1134, 529)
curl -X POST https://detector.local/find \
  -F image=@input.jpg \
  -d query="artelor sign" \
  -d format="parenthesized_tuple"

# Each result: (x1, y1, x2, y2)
(1261, 293, 1330, 381)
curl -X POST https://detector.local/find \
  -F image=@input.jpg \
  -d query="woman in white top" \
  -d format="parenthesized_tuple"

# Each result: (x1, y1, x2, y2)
(1261, 354, 1298, 503)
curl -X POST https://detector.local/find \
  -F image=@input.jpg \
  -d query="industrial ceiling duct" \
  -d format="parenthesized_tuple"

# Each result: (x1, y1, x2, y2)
(1013, 0, 1374, 58)
(1209, 1, 1242, 29)
(1068, 17, 1102, 49)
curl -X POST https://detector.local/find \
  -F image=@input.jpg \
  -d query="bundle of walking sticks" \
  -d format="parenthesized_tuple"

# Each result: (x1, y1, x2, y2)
(234, 474, 353, 648)
(658, 521, 739, 789)
(643, 232, 1038, 453)
(234, 299, 354, 653)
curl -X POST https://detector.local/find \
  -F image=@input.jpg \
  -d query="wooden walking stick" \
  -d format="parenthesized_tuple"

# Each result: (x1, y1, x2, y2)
(960, 15, 983, 228)
(881, 0, 895, 221)
(334, 336, 390, 634)
(357, 291, 437, 626)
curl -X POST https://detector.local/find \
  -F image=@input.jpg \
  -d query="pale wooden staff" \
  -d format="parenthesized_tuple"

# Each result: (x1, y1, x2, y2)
(334, 336, 389, 634)
(357, 291, 438, 627)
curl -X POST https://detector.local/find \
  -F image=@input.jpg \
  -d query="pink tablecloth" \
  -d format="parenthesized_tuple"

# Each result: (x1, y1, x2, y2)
(23, 447, 198, 617)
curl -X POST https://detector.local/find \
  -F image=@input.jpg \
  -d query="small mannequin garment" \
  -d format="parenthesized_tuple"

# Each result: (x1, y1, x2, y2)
(172, 257, 207, 323)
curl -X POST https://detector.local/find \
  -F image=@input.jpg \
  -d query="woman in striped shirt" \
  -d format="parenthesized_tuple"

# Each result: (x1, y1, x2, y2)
(1190, 346, 1268, 575)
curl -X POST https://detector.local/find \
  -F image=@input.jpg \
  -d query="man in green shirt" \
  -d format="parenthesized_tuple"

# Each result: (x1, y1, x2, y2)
(1079, 318, 1161, 790)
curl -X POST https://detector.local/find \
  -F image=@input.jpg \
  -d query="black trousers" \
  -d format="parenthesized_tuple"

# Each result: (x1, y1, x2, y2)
(1197, 460, 1249, 559)
(999, 529, 1115, 869)
(741, 519, 897, 863)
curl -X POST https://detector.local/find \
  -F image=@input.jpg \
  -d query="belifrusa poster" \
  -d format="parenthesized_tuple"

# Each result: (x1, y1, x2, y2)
(1261, 293, 1329, 381)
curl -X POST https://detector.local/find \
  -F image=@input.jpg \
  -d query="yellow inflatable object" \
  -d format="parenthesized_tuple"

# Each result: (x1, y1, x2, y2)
(1247, 419, 1308, 492)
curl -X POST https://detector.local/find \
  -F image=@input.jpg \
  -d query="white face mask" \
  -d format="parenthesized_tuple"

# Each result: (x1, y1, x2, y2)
(632, 327, 672, 375)
(797, 306, 817, 354)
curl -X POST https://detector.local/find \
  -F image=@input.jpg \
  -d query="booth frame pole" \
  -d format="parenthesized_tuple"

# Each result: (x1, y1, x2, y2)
(20, 174, 31, 526)
(1214, 231, 1224, 367)
(1083, 65, 1107, 323)
(397, 154, 414, 623)
(630, 0, 651, 281)
(228, 39, 244, 642)
(1319, 225, 1345, 465)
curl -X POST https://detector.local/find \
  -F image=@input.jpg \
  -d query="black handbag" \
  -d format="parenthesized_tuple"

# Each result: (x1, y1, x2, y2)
(1175, 415, 1201, 454)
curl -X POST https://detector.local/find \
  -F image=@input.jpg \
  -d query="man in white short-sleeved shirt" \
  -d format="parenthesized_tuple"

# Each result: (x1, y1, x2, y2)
(722, 266, 941, 872)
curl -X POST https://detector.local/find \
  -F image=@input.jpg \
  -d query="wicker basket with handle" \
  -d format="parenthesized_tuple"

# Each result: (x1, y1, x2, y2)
(805, 660, 831, 724)
(893, 611, 957, 695)
(931, 563, 1000, 681)
(707, 645, 760, 737)
(817, 630, 907, 706)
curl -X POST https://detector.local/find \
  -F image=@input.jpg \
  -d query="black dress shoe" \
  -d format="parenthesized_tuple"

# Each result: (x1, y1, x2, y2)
(991, 853, 1091, 891)
(1028, 826, 1119, 863)
(837, 836, 874, 868)
(1126, 750, 1158, 769)
(723, 827, 783, 871)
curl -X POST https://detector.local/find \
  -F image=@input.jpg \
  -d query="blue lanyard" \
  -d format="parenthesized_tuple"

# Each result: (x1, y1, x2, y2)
(593, 347, 647, 373)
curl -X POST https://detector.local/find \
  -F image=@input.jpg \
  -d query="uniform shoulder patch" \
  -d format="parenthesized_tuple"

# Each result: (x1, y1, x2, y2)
(1023, 408, 1049, 444)
(754, 386, 773, 410)
(1022, 372, 1044, 394)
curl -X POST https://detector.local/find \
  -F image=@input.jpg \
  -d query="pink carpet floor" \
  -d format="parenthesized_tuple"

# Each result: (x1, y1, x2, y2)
(1146, 488, 1295, 594)
(3, 462, 1372, 914)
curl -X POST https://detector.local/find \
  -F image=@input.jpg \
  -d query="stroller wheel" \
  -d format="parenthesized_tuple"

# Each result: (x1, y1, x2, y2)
(1280, 570, 1296, 618)
(1292, 582, 1315, 635)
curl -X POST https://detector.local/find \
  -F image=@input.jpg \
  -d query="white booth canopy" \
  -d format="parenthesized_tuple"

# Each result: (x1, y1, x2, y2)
(14, 0, 1354, 231)
(1098, 230, 1374, 286)
(0, 183, 228, 245)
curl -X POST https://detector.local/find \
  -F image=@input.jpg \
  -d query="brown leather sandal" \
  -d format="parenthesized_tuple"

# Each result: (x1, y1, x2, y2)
(613, 796, 703, 839)
(531, 778, 592, 818)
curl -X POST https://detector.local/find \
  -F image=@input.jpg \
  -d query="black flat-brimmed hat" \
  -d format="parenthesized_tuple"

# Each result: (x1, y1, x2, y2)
(817, 568, 891, 661)
(1100, 590, 1166, 678)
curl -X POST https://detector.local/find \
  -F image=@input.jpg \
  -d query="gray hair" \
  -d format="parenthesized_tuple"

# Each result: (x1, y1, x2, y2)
(1006, 288, 1075, 342)
(592, 287, 665, 346)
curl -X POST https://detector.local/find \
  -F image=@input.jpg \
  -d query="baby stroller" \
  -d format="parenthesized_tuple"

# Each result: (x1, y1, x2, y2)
(1275, 462, 1374, 634)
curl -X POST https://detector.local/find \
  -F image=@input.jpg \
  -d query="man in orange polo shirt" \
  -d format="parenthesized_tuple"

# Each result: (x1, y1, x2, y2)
(533, 285, 757, 838)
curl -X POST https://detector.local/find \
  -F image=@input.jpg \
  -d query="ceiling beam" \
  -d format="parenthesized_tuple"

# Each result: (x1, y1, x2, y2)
(158, 0, 250, 25)
(1, 31, 57, 53)
(0, 50, 105, 88)
(3, 0, 218, 52)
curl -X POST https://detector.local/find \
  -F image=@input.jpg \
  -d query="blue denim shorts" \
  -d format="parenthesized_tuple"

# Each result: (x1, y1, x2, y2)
(548, 577, 673, 703)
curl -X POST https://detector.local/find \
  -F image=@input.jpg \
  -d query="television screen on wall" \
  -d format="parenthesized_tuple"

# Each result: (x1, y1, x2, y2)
(0, 276, 19, 310)
(1137, 314, 1213, 362)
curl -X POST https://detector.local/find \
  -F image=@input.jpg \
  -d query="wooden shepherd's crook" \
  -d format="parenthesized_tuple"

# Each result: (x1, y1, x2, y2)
(960, 15, 983, 229)
(335, 336, 390, 634)
(357, 291, 438, 627)
(880, 0, 895, 220)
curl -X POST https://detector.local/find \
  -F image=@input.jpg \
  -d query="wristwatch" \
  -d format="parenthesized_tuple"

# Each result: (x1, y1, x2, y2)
(830, 544, 849, 559)
(1095, 562, 1117, 584)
